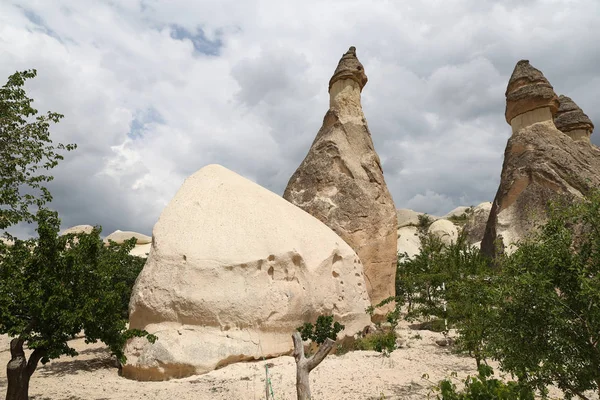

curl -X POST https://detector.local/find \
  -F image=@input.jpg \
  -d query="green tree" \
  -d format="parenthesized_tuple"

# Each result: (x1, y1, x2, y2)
(0, 210, 154, 400)
(396, 231, 494, 367)
(0, 69, 154, 400)
(490, 191, 600, 399)
(0, 69, 75, 230)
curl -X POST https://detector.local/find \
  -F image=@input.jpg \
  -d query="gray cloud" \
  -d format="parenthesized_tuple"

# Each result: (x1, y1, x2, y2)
(1, 0, 599, 236)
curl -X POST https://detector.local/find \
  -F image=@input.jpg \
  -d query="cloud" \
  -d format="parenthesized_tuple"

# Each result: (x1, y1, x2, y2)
(1, 0, 599, 237)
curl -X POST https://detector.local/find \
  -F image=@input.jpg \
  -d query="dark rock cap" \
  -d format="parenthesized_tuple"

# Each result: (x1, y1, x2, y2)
(505, 60, 559, 124)
(328, 46, 368, 92)
(554, 95, 594, 134)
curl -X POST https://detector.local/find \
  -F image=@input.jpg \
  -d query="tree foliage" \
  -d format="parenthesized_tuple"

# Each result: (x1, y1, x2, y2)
(297, 315, 344, 345)
(0, 69, 76, 230)
(0, 69, 152, 400)
(0, 210, 154, 364)
(490, 191, 600, 399)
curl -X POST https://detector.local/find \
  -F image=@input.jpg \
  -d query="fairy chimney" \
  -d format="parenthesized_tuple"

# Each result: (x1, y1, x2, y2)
(554, 95, 594, 142)
(284, 47, 398, 320)
(505, 60, 560, 134)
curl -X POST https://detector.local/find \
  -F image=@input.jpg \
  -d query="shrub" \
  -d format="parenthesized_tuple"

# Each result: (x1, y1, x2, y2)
(431, 365, 535, 400)
(297, 315, 344, 345)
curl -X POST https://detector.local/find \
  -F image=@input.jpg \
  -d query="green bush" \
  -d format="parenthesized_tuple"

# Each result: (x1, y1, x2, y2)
(297, 315, 344, 345)
(432, 365, 535, 400)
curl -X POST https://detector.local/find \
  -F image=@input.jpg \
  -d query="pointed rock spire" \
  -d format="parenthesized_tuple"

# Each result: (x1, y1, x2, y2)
(554, 95, 594, 142)
(328, 46, 368, 92)
(285, 47, 397, 321)
(505, 60, 559, 129)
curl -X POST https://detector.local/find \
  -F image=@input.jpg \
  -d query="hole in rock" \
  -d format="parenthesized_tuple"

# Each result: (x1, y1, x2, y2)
(332, 271, 340, 278)
(268, 266, 274, 278)
(267, 254, 275, 261)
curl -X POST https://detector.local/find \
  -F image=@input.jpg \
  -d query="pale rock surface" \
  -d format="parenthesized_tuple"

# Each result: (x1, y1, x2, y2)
(397, 209, 439, 228)
(462, 202, 492, 245)
(397, 226, 421, 259)
(0, 237, 14, 247)
(427, 219, 459, 246)
(129, 243, 151, 258)
(123, 164, 371, 381)
(482, 60, 600, 257)
(554, 95, 594, 142)
(442, 206, 470, 219)
(505, 59, 559, 132)
(104, 230, 152, 245)
(60, 225, 94, 235)
(283, 47, 397, 317)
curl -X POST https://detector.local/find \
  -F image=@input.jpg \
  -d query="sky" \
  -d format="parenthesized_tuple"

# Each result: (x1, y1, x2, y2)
(2, 0, 599, 238)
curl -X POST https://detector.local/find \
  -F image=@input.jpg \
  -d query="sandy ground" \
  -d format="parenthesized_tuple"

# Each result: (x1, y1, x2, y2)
(0, 325, 592, 400)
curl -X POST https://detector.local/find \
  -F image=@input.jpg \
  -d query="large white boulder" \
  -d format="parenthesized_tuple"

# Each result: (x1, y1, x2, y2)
(397, 226, 421, 259)
(123, 164, 371, 381)
(104, 230, 152, 245)
(60, 225, 94, 235)
(428, 219, 459, 245)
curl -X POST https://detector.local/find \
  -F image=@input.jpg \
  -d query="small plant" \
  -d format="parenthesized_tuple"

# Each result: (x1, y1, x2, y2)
(418, 214, 434, 229)
(297, 315, 344, 345)
(429, 365, 535, 399)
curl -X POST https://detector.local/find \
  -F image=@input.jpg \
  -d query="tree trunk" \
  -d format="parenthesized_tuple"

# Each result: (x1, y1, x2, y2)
(6, 339, 45, 400)
(292, 332, 334, 400)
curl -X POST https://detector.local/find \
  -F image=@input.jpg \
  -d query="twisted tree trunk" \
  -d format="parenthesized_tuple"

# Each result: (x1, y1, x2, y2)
(292, 332, 334, 400)
(6, 338, 45, 400)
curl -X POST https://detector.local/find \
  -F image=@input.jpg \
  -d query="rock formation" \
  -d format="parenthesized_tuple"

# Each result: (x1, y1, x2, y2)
(123, 164, 371, 381)
(462, 202, 492, 245)
(554, 95, 594, 142)
(427, 219, 459, 246)
(397, 226, 420, 259)
(482, 60, 600, 257)
(505, 60, 559, 135)
(104, 230, 152, 245)
(283, 47, 397, 317)
(60, 225, 94, 235)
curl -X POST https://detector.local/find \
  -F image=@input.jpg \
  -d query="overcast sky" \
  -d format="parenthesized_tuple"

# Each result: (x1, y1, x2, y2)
(2, 0, 599, 237)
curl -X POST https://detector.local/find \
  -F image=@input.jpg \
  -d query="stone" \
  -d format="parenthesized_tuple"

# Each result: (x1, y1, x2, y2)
(554, 95, 594, 142)
(123, 164, 371, 381)
(104, 230, 152, 245)
(505, 60, 559, 133)
(328, 46, 368, 92)
(427, 219, 459, 245)
(397, 209, 438, 228)
(60, 225, 94, 235)
(462, 202, 492, 245)
(397, 226, 421, 259)
(0, 237, 14, 247)
(483, 61, 600, 257)
(442, 206, 470, 219)
(482, 124, 600, 257)
(129, 243, 151, 258)
(283, 47, 397, 318)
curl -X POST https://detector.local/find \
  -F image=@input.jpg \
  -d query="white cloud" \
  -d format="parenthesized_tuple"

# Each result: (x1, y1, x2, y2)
(1, 0, 599, 237)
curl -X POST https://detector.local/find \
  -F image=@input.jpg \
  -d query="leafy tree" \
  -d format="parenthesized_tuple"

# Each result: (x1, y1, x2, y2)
(297, 315, 344, 345)
(489, 191, 600, 399)
(0, 210, 155, 400)
(431, 365, 534, 400)
(0, 69, 76, 230)
(395, 231, 494, 367)
(0, 69, 154, 400)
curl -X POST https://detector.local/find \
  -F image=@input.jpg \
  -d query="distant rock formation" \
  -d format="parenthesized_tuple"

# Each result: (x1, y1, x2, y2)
(60, 225, 94, 235)
(462, 202, 492, 245)
(283, 47, 397, 318)
(427, 219, 459, 246)
(554, 95, 594, 142)
(104, 230, 152, 245)
(123, 164, 371, 381)
(482, 60, 600, 257)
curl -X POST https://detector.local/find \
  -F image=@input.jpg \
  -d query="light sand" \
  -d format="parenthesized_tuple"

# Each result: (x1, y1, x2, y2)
(0, 325, 589, 400)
